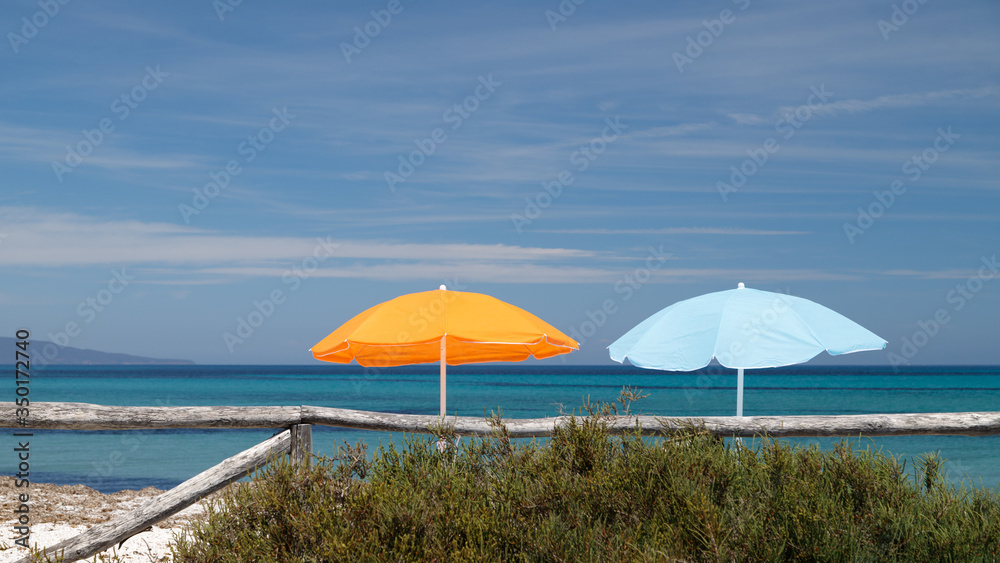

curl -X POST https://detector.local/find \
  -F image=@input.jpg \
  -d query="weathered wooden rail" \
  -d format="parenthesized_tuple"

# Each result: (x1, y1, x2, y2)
(5, 402, 1000, 437)
(4, 402, 1000, 562)
(24, 430, 292, 563)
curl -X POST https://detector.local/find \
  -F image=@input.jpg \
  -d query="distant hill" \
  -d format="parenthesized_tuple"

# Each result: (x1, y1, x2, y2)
(2, 336, 194, 366)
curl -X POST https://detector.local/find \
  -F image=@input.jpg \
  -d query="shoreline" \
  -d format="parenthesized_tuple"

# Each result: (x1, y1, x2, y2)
(0, 479, 221, 562)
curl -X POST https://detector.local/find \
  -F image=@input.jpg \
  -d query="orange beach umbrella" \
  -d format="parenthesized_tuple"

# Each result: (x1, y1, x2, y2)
(310, 285, 578, 416)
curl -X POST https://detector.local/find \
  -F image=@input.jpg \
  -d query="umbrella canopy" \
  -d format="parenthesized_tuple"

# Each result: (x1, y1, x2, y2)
(609, 282, 886, 416)
(311, 286, 578, 415)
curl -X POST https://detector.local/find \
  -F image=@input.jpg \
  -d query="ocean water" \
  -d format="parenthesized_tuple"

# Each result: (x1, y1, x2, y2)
(8, 365, 1000, 493)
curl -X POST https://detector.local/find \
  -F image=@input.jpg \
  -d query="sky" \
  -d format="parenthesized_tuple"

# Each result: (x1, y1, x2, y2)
(1, 0, 998, 366)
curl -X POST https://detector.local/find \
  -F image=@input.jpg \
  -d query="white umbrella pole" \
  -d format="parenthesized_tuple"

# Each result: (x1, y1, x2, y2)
(736, 367, 744, 418)
(440, 336, 446, 417)
(735, 367, 745, 446)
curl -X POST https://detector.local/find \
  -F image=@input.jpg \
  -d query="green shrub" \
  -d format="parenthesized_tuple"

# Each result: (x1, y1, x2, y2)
(172, 394, 1000, 562)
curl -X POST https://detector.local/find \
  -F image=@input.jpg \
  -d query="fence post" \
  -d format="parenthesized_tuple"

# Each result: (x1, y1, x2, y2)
(290, 423, 313, 467)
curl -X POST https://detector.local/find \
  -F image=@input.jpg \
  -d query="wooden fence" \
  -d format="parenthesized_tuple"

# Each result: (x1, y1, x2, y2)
(4, 402, 1000, 562)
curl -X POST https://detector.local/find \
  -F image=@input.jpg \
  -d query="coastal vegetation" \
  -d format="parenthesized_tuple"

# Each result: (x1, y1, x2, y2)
(165, 391, 1000, 562)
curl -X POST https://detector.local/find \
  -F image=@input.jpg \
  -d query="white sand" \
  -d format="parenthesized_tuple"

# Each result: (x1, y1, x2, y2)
(0, 480, 216, 563)
(0, 522, 187, 563)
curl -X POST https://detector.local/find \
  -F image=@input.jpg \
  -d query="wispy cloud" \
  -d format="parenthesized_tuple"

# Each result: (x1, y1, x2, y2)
(627, 123, 715, 139)
(880, 268, 993, 280)
(780, 86, 1000, 118)
(1, 207, 865, 285)
(653, 269, 865, 282)
(727, 113, 770, 126)
(141, 264, 861, 285)
(182, 263, 623, 284)
(0, 124, 73, 161)
(725, 86, 1000, 128)
(537, 227, 809, 236)
(0, 207, 598, 267)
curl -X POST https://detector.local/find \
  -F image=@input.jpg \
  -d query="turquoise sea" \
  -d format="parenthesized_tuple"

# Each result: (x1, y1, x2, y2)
(8, 365, 1000, 493)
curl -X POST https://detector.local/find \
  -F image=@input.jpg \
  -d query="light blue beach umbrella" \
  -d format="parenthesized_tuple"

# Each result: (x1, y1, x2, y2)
(609, 283, 886, 417)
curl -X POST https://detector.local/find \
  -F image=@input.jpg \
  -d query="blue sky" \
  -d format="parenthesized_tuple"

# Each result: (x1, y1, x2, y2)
(2, 0, 998, 366)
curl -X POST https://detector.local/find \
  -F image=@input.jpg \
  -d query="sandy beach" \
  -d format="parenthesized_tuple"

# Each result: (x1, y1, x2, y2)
(0, 480, 217, 563)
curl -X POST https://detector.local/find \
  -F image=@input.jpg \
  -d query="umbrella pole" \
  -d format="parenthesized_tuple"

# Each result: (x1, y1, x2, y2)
(440, 336, 446, 417)
(736, 367, 744, 446)
(736, 367, 744, 418)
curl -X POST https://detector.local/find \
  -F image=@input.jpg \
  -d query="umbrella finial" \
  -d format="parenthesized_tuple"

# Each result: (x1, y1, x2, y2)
(439, 284, 447, 290)
(738, 282, 745, 289)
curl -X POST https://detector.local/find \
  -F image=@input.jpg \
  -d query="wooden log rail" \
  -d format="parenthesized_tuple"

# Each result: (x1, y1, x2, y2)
(17, 430, 291, 563)
(301, 406, 1000, 438)
(3, 402, 1000, 437)
(0, 403, 302, 430)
